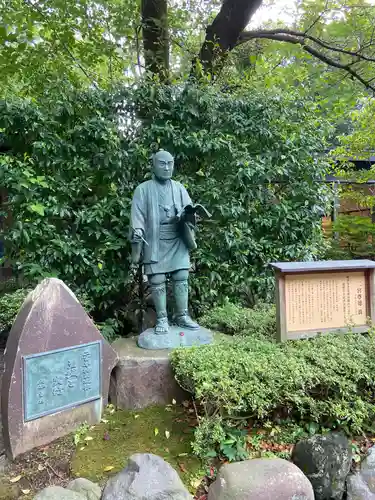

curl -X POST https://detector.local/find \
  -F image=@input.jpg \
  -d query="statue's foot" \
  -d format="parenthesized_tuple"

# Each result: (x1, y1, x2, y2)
(154, 317, 169, 335)
(174, 312, 199, 330)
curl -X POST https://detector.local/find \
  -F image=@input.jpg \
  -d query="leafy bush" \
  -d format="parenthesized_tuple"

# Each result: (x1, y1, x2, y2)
(325, 215, 375, 260)
(200, 301, 276, 338)
(0, 82, 331, 320)
(0, 288, 31, 332)
(0, 89, 136, 327)
(170, 332, 375, 459)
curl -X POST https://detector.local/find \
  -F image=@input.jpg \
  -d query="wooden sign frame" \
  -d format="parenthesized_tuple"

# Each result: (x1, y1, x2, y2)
(271, 260, 375, 342)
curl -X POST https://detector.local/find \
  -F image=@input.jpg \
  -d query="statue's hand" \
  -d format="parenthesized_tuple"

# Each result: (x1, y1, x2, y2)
(131, 242, 143, 266)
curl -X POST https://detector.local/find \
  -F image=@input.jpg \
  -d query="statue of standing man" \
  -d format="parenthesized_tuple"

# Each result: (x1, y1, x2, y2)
(130, 150, 209, 339)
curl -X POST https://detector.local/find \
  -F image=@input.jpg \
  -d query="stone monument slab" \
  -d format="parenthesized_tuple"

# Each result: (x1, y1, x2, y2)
(271, 259, 375, 342)
(1, 278, 118, 459)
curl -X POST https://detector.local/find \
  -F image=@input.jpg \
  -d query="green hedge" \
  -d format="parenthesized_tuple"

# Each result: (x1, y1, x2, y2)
(170, 332, 375, 458)
(0, 82, 330, 324)
(200, 301, 276, 338)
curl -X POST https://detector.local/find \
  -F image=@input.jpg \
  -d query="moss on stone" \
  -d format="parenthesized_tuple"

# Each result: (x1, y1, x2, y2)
(70, 404, 203, 491)
(0, 483, 19, 500)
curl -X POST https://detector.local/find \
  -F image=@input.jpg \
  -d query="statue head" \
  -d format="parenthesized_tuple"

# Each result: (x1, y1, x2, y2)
(152, 150, 174, 182)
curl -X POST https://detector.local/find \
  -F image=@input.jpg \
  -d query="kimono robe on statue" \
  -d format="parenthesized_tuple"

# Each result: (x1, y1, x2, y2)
(130, 178, 192, 276)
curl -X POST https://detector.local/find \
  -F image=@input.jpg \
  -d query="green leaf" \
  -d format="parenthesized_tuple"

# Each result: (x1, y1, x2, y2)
(28, 203, 45, 216)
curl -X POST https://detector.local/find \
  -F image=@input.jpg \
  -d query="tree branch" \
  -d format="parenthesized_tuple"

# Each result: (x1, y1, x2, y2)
(237, 29, 375, 93)
(193, 0, 263, 78)
(238, 29, 375, 63)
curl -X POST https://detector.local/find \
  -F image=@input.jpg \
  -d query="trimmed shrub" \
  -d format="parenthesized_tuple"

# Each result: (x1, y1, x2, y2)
(199, 301, 276, 338)
(170, 332, 375, 458)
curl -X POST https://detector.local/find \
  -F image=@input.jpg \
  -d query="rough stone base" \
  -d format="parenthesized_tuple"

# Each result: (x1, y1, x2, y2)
(109, 338, 187, 410)
(0, 348, 4, 458)
(138, 325, 213, 350)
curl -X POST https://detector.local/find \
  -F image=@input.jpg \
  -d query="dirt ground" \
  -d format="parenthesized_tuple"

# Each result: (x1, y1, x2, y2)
(0, 404, 212, 499)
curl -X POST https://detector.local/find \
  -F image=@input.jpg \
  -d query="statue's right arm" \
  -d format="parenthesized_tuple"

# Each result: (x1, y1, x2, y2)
(130, 186, 147, 265)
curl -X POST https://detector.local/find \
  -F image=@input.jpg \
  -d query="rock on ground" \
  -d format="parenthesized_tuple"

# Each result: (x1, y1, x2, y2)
(101, 453, 192, 500)
(291, 432, 352, 500)
(33, 486, 85, 500)
(347, 446, 375, 500)
(347, 474, 375, 500)
(207, 458, 314, 500)
(67, 478, 101, 500)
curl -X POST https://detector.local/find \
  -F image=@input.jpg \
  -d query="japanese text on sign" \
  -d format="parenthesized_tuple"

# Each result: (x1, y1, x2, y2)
(285, 272, 367, 332)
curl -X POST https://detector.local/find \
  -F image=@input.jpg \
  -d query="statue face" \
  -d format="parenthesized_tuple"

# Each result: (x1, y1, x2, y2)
(153, 151, 174, 181)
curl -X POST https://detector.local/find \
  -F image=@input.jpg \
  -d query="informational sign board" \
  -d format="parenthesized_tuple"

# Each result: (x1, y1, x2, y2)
(23, 341, 101, 422)
(270, 260, 375, 342)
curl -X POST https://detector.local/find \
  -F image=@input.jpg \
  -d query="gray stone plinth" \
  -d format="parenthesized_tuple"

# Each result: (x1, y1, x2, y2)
(109, 337, 187, 410)
(138, 325, 213, 350)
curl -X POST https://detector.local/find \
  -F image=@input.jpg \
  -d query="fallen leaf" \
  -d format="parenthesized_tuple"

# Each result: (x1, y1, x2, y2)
(103, 466, 114, 472)
(179, 463, 187, 473)
(80, 447, 85, 451)
(165, 430, 170, 439)
(37, 464, 45, 471)
(178, 453, 188, 457)
(21, 490, 30, 495)
(9, 475, 22, 483)
(85, 436, 93, 441)
(172, 399, 177, 405)
(134, 414, 140, 419)
(190, 478, 201, 489)
(101, 419, 109, 424)
(154, 428, 159, 437)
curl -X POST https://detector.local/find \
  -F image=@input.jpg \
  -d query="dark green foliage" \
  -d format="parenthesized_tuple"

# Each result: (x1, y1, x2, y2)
(325, 215, 375, 260)
(199, 301, 276, 339)
(0, 288, 31, 332)
(0, 83, 330, 323)
(119, 83, 331, 312)
(0, 90, 136, 327)
(171, 332, 375, 459)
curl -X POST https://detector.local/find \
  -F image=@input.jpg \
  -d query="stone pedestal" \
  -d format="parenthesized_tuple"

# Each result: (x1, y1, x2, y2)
(138, 325, 213, 350)
(109, 337, 187, 410)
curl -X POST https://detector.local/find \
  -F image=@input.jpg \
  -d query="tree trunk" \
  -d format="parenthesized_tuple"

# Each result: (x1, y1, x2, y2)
(141, 0, 169, 81)
(194, 0, 263, 78)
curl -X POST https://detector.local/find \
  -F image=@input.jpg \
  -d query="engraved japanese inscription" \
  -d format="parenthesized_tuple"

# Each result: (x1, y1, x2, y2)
(23, 341, 101, 422)
(285, 271, 367, 333)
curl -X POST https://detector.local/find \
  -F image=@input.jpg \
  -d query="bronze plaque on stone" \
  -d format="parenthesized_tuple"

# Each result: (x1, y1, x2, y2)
(271, 260, 375, 342)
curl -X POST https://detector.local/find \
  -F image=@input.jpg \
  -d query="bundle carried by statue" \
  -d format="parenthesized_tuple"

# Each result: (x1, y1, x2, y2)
(177, 203, 211, 251)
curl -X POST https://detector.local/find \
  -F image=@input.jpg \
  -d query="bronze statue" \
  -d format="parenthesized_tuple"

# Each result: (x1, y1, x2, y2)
(130, 150, 209, 336)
